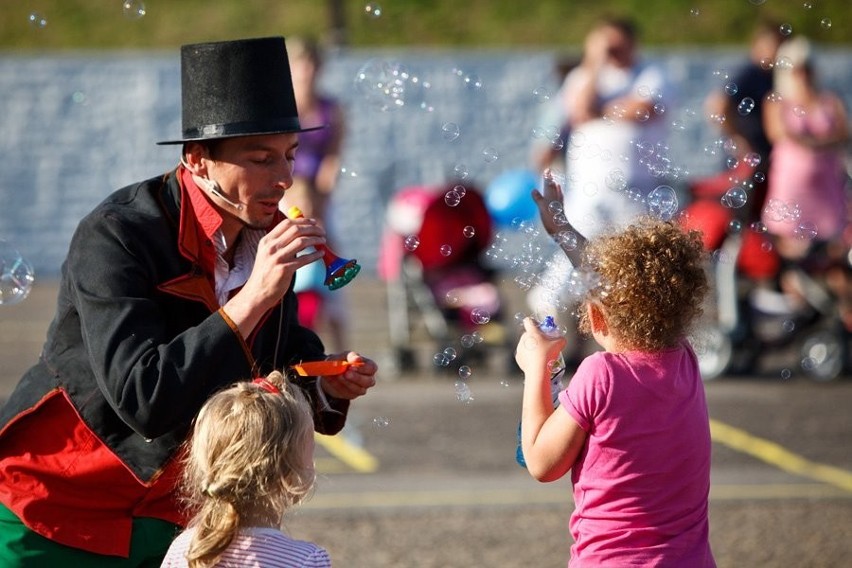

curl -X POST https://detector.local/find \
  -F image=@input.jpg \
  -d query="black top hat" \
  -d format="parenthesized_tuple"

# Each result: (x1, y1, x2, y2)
(158, 37, 321, 145)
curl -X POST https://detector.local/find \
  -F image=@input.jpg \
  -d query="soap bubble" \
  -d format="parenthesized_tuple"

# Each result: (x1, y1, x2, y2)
(462, 73, 483, 91)
(557, 230, 579, 251)
(452, 163, 469, 180)
(372, 416, 390, 428)
(482, 147, 500, 163)
(471, 308, 491, 325)
(441, 122, 460, 141)
(743, 152, 762, 168)
(737, 97, 755, 116)
(779, 23, 793, 36)
(433, 352, 450, 367)
(721, 187, 748, 209)
(444, 190, 461, 207)
(439, 244, 453, 257)
(750, 221, 768, 234)
(364, 3, 382, 17)
(794, 221, 818, 241)
(458, 365, 472, 380)
(821, 18, 832, 30)
(122, 1, 146, 19)
(463, 225, 476, 238)
(533, 87, 553, 102)
(28, 12, 48, 28)
(647, 185, 679, 220)
(0, 240, 35, 306)
(404, 235, 420, 251)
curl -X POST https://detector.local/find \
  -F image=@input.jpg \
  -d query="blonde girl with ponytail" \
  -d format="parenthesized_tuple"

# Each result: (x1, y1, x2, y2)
(161, 371, 330, 567)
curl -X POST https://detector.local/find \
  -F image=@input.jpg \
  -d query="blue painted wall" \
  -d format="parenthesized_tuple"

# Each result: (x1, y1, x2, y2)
(1, 47, 850, 277)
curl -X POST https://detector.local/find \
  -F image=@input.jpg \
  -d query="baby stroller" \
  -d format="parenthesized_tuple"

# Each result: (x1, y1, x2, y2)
(378, 183, 514, 374)
(683, 166, 850, 381)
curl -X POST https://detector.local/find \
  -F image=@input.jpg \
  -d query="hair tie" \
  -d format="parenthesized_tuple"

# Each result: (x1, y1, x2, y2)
(252, 377, 281, 394)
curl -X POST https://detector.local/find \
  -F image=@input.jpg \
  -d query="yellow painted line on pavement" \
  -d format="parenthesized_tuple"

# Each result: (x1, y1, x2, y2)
(710, 418, 852, 493)
(314, 433, 379, 473)
(301, 483, 851, 511)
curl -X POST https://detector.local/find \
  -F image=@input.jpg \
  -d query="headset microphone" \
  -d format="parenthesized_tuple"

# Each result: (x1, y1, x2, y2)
(203, 179, 244, 211)
(180, 157, 244, 211)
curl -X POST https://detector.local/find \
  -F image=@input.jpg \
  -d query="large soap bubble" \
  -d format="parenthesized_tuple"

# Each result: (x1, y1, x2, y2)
(0, 240, 35, 306)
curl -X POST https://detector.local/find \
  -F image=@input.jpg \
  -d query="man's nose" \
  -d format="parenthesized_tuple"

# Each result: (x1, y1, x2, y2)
(276, 161, 294, 190)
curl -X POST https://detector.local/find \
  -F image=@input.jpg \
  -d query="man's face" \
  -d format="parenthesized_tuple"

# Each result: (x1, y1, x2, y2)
(201, 133, 299, 230)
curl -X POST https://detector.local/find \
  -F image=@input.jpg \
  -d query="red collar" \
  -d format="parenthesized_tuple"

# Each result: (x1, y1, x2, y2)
(180, 166, 224, 243)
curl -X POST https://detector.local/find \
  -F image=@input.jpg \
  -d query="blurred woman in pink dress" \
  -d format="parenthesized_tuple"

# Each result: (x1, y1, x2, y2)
(762, 36, 848, 249)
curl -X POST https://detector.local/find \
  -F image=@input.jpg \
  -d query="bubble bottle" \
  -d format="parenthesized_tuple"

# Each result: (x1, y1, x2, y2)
(516, 315, 567, 468)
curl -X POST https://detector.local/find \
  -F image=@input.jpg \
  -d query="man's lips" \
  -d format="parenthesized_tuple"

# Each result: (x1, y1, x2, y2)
(258, 201, 281, 214)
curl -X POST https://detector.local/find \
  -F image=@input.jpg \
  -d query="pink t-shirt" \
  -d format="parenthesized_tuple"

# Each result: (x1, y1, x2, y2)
(558, 342, 715, 567)
(160, 526, 331, 567)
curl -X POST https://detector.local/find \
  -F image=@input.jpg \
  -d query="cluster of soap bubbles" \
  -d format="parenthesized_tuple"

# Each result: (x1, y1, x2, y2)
(0, 240, 35, 306)
(29, 2, 148, 28)
(354, 59, 431, 112)
(531, 125, 564, 151)
(763, 198, 803, 227)
(122, 1, 147, 19)
(28, 12, 48, 28)
(364, 3, 382, 18)
(451, 67, 484, 91)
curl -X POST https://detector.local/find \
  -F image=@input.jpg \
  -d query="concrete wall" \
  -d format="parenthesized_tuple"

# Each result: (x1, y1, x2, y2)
(1, 47, 850, 277)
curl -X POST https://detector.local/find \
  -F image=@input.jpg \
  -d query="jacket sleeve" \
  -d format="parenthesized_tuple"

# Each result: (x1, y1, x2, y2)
(250, 286, 349, 435)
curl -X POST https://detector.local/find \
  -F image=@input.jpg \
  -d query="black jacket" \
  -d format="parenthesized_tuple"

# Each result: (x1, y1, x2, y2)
(0, 169, 348, 482)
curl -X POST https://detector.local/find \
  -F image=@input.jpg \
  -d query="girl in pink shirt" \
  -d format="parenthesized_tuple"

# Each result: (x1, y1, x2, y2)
(161, 372, 330, 568)
(516, 204, 715, 566)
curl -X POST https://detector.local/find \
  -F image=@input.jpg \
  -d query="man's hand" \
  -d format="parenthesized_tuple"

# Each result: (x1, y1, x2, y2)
(223, 216, 325, 338)
(320, 352, 378, 400)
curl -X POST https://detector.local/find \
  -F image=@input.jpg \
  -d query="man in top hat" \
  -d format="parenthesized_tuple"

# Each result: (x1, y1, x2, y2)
(0, 37, 377, 565)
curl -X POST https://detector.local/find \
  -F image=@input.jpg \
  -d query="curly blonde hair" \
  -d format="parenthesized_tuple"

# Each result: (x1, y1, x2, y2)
(577, 217, 709, 351)
(181, 371, 315, 568)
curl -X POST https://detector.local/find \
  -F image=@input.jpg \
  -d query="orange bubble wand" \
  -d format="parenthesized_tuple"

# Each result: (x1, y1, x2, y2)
(286, 206, 361, 290)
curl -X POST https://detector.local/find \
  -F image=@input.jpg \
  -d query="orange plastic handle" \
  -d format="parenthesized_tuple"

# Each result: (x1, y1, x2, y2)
(290, 360, 365, 377)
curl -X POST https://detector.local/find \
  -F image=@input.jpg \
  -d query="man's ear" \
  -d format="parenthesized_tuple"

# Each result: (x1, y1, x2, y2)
(181, 142, 208, 175)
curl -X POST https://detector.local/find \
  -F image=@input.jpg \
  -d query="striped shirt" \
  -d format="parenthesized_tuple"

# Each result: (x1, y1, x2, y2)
(161, 526, 331, 568)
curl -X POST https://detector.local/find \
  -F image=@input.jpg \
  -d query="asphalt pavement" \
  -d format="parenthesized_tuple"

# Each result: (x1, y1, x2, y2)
(1, 277, 851, 567)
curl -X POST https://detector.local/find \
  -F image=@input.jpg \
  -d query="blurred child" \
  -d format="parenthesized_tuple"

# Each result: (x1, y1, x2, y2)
(161, 371, 330, 568)
(515, 216, 715, 566)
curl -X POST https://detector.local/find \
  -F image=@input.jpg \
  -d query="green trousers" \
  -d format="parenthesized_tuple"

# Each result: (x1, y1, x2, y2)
(0, 503, 179, 567)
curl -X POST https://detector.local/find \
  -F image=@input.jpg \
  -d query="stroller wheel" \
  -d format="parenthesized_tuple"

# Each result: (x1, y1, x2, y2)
(800, 329, 846, 382)
(694, 325, 733, 380)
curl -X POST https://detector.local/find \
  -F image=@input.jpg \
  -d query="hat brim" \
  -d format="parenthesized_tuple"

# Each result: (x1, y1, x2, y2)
(156, 123, 326, 145)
